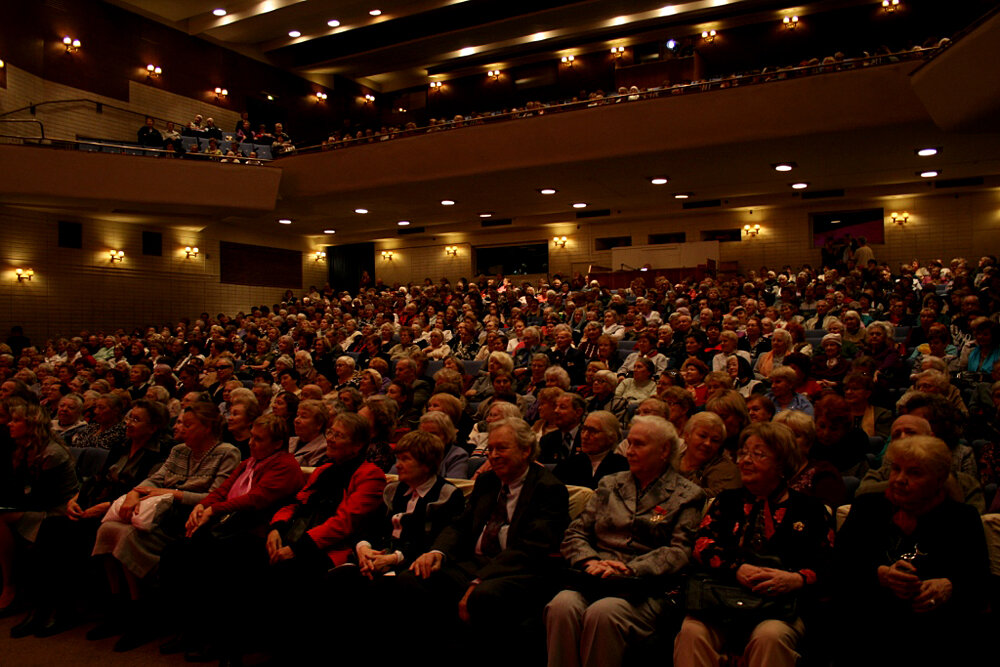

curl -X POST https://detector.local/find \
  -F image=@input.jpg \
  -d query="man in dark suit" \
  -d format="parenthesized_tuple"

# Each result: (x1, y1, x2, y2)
(547, 324, 586, 385)
(397, 417, 569, 664)
(539, 392, 586, 464)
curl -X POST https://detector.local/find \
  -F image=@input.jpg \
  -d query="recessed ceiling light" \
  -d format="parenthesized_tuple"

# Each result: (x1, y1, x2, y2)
(773, 162, 796, 172)
(919, 170, 939, 178)
(650, 177, 668, 185)
(666, 39, 677, 49)
(538, 188, 557, 195)
(278, 219, 292, 225)
(479, 212, 493, 218)
(397, 220, 410, 226)
(369, 9, 382, 16)
(441, 199, 455, 206)
(323, 229, 336, 234)
(674, 192, 691, 199)
(572, 202, 587, 208)
(212, 8, 227, 17)
(327, 19, 341, 28)
(916, 147, 938, 157)
(354, 208, 368, 214)
(288, 30, 301, 38)
(791, 182, 809, 189)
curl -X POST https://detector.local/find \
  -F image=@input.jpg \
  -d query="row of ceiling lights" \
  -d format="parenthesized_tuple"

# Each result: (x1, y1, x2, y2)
(428, 1, 903, 89)
(277, 143, 940, 233)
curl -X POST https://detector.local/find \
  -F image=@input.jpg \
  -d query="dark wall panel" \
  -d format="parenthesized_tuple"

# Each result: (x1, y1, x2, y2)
(220, 241, 301, 288)
(328, 242, 374, 294)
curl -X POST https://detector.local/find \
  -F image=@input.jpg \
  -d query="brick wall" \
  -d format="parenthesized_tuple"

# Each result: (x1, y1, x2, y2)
(0, 63, 240, 143)
(0, 208, 328, 342)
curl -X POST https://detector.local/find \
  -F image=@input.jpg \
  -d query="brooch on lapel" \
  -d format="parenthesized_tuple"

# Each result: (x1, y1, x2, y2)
(792, 521, 805, 532)
(650, 505, 668, 523)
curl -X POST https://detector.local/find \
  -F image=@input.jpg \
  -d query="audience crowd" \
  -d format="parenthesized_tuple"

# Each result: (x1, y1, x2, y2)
(0, 244, 997, 665)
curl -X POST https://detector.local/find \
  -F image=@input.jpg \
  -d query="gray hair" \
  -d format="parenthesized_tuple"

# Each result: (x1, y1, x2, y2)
(488, 417, 538, 461)
(629, 415, 681, 467)
(543, 365, 571, 389)
(586, 410, 621, 445)
(419, 410, 458, 445)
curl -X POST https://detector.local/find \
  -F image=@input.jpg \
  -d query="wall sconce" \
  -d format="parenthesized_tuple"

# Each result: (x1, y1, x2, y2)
(743, 224, 761, 237)
(553, 236, 568, 248)
(313, 251, 327, 262)
(445, 245, 459, 257)
(882, 0, 900, 13)
(890, 211, 909, 225)
(381, 250, 394, 261)
(487, 69, 500, 81)
(63, 36, 82, 53)
(214, 87, 229, 99)
(396, 106, 407, 113)
(0, 59, 6, 69)
(429, 81, 442, 90)
(782, 16, 799, 30)
(315, 91, 328, 101)
(364, 94, 375, 103)
(146, 64, 162, 79)
(184, 246, 199, 258)
(701, 29, 717, 43)
(610, 46, 625, 58)
(15, 268, 34, 282)
(109, 249, 125, 262)
(560, 55, 575, 66)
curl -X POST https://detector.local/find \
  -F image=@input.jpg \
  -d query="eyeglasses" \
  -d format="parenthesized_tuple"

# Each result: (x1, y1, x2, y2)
(736, 449, 772, 463)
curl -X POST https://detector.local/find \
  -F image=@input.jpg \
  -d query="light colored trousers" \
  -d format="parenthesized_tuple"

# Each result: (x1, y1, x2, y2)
(673, 614, 804, 667)
(545, 590, 663, 667)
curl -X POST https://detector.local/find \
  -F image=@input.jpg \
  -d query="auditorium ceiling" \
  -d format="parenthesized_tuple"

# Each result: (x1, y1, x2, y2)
(109, 0, 872, 91)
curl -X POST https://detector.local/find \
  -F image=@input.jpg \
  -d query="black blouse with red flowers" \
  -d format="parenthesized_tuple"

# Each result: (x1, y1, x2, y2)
(692, 486, 834, 589)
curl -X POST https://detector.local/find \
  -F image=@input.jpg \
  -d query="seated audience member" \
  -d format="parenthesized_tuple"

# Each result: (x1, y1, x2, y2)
(394, 418, 568, 665)
(704, 389, 750, 457)
(811, 393, 871, 477)
(809, 333, 851, 387)
(414, 410, 469, 479)
(586, 370, 629, 425)
(843, 372, 892, 442)
(547, 324, 586, 384)
(711, 331, 751, 372)
(270, 391, 298, 435)
(660, 385, 696, 435)
(50, 393, 90, 444)
(834, 436, 990, 665)
(766, 366, 814, 417)
(753, 328, 792, 380)
(677, 412, 741, 498)
(540, 392, 587, 463)
(680, 358, 710, 406)
(546, 415, 705, 667)
(157, 414, 304, 660)
(727, 354, 762, 398)
(467, 400, 523, 469)
(955, 317, 1000, 376)
(615, 357, 657, 404)
(773, 410, 847, 508)
(896, 368, 969, 418)
(552, 410, 628, 489)
(136, 117, 163, 148)
(357, 396, 398, 472)
(261, 412, 385, 659)
(0, 400, 79, 618)
(674, 422, 833, 667)
(620, 333, 669, 378)
(74, 392, 129, 450)
(393, 357, 432, 411)
(288, 398, 330, 466)
(88, 402, 239, 651)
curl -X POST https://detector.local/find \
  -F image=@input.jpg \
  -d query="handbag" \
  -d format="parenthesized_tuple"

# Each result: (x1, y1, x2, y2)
(101, 492, 175, 531)
(684, 571, 798, 627)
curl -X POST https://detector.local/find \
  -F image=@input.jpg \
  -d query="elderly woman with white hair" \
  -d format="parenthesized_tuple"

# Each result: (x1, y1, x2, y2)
(546, 415, 706, 667)
(586, 370, 629, 425)
(415, 410, 469, 479)
(753, 328, 792, 381)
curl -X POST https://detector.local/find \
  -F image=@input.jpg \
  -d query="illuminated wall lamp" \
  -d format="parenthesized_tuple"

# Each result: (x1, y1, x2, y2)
(214, 87, 229, 99)
(553, 236, 568, 248)
(782, 16, 799, 30)
(63, 36, 82, 53)
(315, 91, 328, 101)
(429, 81, 443, 90)
(487, 69, 500, 80)
(743, 224, 761, 237)
(364, 94, 375, 103)
(381, 250, 394, 261)
(109, 249, 125, 262)
(313, 251, 327, 262)
(610, 46, 625, 58)
(701, 30, 717, 43)
(146, 64, 162, 78)
(185, 246, 199, 258)
(560, 55, 575, 66)
(890, 211, 909, 225)
(15, 268, 34, 282)
(882, 0, 900, 13)
(445, 245, 459, 257)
